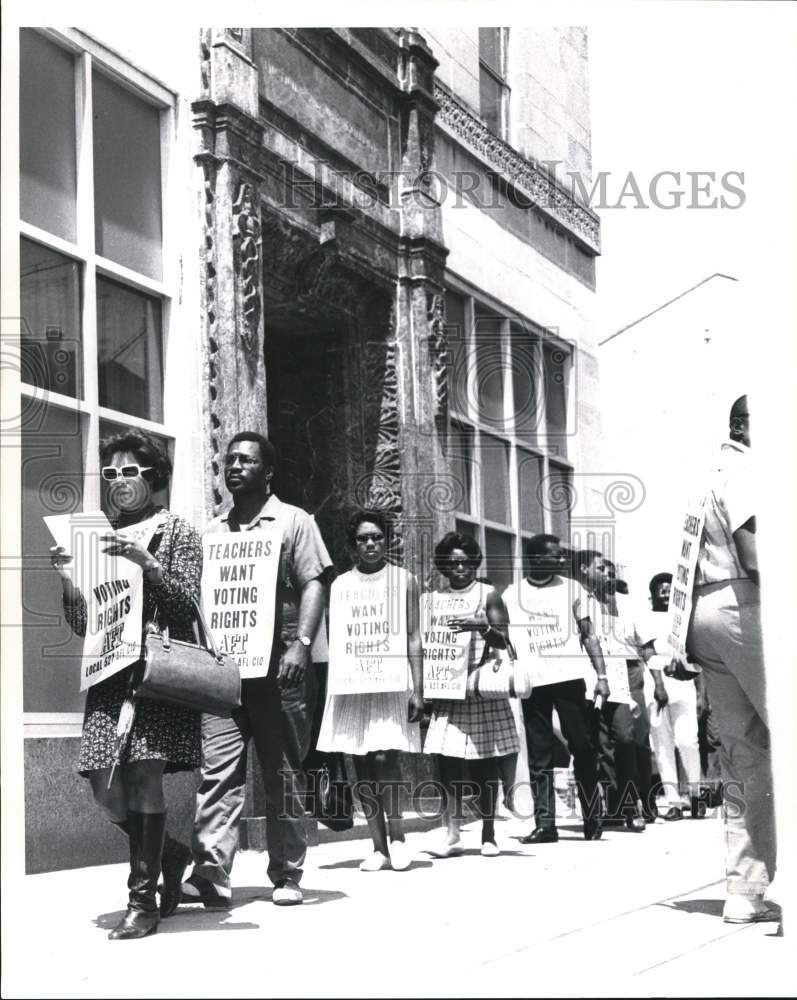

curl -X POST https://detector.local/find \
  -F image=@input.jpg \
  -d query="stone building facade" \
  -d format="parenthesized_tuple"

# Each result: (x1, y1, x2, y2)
(7, 26, 604, 871)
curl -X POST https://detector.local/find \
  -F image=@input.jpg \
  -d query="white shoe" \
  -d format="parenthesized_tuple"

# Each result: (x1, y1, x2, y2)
(272, 879, 303, 906)
(722, 894, 780, 923)
(423, 837, 465, 859)
(480, 841, 500, 857)
(359, 851, 391, 873)
(388, 840, 413, 871)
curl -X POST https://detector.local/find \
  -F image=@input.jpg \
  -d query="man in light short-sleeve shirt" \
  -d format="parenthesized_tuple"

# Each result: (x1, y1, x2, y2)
(686, 396, 777, 924)
(182, 432, 333, 909)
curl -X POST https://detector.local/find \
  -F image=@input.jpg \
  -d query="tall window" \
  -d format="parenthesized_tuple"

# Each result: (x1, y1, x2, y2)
(446, 288, 574, 589)
(478, 27, 509, 140)
(18, 29, 174, 715)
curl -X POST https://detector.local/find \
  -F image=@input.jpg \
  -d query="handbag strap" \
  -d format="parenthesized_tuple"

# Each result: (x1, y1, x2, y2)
(157, 598, 224, 664)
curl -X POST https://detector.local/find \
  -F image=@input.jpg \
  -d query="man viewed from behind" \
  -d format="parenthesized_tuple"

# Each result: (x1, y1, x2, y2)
(686, 396, 777, 924)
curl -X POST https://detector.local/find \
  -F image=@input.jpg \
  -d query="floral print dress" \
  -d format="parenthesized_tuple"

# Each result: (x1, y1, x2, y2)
(66, 509, 203, 775)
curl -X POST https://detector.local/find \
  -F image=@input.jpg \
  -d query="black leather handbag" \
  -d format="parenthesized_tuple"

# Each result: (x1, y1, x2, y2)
(304, 751, 354, 832)
(135, 598, 242, 717)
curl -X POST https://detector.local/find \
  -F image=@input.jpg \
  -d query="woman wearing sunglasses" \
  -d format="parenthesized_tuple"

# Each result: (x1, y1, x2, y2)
(50, 428, 202, 939)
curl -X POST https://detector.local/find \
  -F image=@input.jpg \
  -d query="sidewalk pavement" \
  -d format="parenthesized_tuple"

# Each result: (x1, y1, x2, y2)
(2, 812, 792, 999)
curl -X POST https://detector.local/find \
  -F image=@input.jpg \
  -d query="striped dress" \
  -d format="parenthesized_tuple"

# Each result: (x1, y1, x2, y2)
(423, 581, 520, 760)
(316, 564, 422, 755)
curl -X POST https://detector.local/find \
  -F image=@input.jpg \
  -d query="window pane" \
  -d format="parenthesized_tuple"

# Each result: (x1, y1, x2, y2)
(446, 290, 470, 416)
(517, 450, 544, 534)
(96, 276, 163, 422)
(99, 418, 172, 508)
(511, 324, 542, 446)
(479, 27, 502, 76)
(547, 465, 574, 543)
(22, 404, 87, 712)
(20, 30, 77, 242)
(93, 71, 162, 280)
(474, 309, 505, 429)
(20, 239, 82, 399)
(455, 519, 478, 541)
(479, 69, 503, 136)
(481, 433, 510, 525)
(545, 343, 569, 454)
(448, 421, 473, 515)
(484, 527, 514, 592)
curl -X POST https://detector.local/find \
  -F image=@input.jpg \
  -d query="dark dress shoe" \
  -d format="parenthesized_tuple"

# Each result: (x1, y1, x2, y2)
(519, 827, 559, 844)
(180, 874, 232, 909)
(108, 907, 159, 940)
(663, 806, 683, 821)
(583, 818, 603, 841)
(625, 815, 646, 832)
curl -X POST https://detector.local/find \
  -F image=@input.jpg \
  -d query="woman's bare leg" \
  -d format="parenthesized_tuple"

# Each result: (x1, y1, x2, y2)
(354, 753, 389, 856)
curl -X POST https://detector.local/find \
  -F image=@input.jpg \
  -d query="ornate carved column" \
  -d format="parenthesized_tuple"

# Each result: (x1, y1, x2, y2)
(194, 29, 267, 516)
(395, 30, 451, 586)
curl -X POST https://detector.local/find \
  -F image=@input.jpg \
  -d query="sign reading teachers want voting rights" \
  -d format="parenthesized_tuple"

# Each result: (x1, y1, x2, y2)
(328, 566, 409, 695)
(420, 589, 481, 699)
(201, 526, 282, 679)
(503, 579, 586, 689)
(44, 511, 160, 691)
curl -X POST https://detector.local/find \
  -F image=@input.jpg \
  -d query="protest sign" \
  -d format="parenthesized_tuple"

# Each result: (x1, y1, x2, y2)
(504, 579, 586, 688)
(328, 565, 409, 695)
(420, 586, 483, 699)
(666, 495, 707, 660)
(201, 525, 282, 680)
(44, 511, 164, 690)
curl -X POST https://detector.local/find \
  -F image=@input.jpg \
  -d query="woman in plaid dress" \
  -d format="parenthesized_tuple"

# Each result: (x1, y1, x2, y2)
(423, 532, 520, 858)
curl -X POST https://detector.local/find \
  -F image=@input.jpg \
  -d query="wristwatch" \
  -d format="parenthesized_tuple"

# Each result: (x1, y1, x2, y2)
(295, 635, 312, 648)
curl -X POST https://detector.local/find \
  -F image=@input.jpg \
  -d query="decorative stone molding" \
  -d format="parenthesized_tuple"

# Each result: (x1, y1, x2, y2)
(199, 157, 224, 511)
(232, 180, 262, 352)
(434, 83, 601, 253)
(354, 340, 403, 553)
(426, 291, 449, 421)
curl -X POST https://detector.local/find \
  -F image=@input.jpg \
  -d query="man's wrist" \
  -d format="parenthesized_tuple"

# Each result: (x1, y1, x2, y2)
(596, 674, 608, 680)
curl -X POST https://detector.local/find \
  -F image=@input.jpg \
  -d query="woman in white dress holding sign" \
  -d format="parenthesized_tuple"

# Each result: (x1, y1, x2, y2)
(422, 533, 519, 858)
(317, 510, 423, 872)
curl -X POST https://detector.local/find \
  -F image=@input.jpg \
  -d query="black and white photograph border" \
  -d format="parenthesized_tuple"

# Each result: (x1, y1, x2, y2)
(1, 1, 796, 997)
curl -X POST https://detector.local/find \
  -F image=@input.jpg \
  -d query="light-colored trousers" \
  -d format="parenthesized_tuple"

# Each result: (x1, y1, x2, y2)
(688, 579, 775, 896)
(648, 680, 701, 805)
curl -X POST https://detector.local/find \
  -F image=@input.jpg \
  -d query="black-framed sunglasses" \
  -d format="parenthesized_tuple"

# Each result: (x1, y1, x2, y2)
(101, 464, 153, 482)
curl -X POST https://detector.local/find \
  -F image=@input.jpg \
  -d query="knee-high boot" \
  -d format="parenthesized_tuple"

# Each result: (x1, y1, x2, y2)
(108, 811, 166, 940)
(111, 818, 189, 917)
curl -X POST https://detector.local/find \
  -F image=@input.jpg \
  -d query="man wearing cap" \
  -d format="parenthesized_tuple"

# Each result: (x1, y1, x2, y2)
(181, 431, 333, 908)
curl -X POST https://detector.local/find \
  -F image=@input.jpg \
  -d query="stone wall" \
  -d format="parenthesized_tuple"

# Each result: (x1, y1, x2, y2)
(508, 27, 592, 187)
(422, 26, 592, 190)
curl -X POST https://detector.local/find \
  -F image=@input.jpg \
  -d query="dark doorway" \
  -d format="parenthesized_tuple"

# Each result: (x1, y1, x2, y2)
(264, 316, 350, 563)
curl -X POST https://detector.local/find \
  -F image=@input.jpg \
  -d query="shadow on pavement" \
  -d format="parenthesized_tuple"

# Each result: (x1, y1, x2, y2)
(660, 898, 724, 917)
(318, 858, 433, 871)
(93, 908, 259, 933)
(93, 886, 348, 932)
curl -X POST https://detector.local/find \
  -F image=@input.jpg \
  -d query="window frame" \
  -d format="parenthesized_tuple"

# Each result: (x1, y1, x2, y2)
(18, 28, 180, 728)
(478, 27, 510, 141)
(19, 28, 178, 513)
(446, 275, 575, 586)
